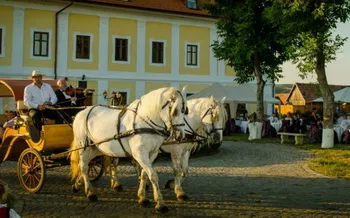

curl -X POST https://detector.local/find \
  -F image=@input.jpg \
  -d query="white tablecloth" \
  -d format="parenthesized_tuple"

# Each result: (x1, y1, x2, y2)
(235, 120, 249, 133)
(270, 121, 282, 132)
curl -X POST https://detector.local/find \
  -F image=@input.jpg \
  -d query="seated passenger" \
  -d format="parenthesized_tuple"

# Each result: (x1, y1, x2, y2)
(24, 70, 57, 131)
(55, 79, 78, 107)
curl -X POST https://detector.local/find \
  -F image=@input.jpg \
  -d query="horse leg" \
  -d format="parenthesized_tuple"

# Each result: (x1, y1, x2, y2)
(110, 157, 123, 191)
(170, 147, 188, 202)
(137, 169, 152, 207)
(134, 150, 168, 213)
(80, 148, 99, 201)
(177, 149, 191, 201)
(131, 158, 151, 191)
(72, 174, 83, 193)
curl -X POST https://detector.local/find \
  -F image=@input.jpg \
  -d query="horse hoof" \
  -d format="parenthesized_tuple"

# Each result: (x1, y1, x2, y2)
(113, 185, 123, 192)
(72, 185, 80, 193)
(177, 194, 189, 202)
(156, 205, 169, 213)
(138, 199, 152, 208)
(88, 194, 98, 202)
(164, 179, 174, 189)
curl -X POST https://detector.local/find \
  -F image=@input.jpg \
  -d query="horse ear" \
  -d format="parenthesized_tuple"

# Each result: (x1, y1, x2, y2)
(181, 85, 188, 98)
(221, 97, 226, 104)
(210, 95, 215, 102)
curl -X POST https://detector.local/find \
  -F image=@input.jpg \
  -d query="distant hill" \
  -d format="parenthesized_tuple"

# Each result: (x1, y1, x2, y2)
(275, 84, 293, 94)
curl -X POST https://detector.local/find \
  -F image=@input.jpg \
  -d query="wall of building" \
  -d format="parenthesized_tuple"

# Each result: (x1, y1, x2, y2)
(0, 1, 273, 115)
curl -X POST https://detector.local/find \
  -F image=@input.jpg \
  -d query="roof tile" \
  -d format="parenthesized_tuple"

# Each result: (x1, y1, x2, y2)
(295, 83, 350, 103)
(69, 0, 211, 17)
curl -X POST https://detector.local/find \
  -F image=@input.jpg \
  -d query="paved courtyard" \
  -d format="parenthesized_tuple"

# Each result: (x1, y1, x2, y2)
(1, 141, 350, 217)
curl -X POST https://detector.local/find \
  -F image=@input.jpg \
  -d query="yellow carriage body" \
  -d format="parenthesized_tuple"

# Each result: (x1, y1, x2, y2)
(0, 124, 73, 162)
(0, 79, 81, 163)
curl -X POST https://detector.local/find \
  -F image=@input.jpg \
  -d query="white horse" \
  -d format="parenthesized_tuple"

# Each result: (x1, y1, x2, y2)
(69, 87, 188, 213)
(108, 96, 228, 201)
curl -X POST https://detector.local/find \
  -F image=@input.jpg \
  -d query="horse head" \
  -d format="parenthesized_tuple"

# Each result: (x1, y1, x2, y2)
(200, 96, 227, 144)
(159, 86, 188, 142)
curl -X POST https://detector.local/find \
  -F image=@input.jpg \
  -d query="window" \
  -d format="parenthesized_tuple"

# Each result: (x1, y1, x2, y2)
(187, 0, 197, 9)
(186, 44, 198, 66)
(152, 41, 164, 64)
(75, 34, 92, 60)
(0, 27, 3, 57)
(112, 36, 130, 64)
(110, 90, 128, 106)
(115, 38, 128, 61)
(33, 31, 49, 57)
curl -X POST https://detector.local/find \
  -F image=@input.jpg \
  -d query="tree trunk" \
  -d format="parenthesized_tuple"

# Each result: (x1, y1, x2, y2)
(316, 45, 334, 148)
(251, 53, 265, 140)
(254, 53, 265, 122)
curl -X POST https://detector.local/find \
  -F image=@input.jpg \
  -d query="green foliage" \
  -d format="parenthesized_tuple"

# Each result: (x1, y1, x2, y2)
(270, 0, 350, 77)
(202, 0, 287, 84)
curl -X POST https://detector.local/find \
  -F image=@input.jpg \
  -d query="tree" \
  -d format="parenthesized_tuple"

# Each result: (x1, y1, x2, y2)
(203, 0, 287, 127)
(270, 0, 350, 148)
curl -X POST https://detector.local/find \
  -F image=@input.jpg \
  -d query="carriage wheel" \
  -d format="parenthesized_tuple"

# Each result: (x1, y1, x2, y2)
(17, 148, 46, 193)
(88, 155, 104, 182)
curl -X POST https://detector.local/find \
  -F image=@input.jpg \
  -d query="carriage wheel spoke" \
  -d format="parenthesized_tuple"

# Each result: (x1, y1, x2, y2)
(33, 174, 40, 183)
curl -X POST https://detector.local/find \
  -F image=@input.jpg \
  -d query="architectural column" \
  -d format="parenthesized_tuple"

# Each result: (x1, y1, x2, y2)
(137, 20, 146, 74)
(97, 80, 108, 105)
(57, 12, 69, 77)
(264, 79, 274, 116)
(135, 81, 145, 99)
(209, 28, 218, 77)
(171, 82, 179, 89)
(12, 7, 24, 75)
(218, 60, 225, 77)
(99, 16, 109, 74)
(171, 24, 179, 75)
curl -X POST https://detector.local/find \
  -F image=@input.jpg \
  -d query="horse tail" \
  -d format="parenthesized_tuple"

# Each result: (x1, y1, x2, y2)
(69, 139, 81, 181)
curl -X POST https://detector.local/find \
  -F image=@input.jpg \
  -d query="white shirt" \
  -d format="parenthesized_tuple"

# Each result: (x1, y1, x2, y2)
(24, 83, 58, 109)
(268, 116, 278, 123)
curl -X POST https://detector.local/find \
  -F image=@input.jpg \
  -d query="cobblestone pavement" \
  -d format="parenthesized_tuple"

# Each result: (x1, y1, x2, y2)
(1, 141, 350, 217)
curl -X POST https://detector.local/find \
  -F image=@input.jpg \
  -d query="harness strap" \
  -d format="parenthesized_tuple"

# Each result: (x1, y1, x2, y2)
(116, 105, 133, 158)
(85, 105, 99, 150)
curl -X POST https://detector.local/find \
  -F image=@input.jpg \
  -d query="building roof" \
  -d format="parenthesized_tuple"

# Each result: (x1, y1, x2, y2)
(287, 83, 350, 103)
(275, 93, 289, 105)
(68, 0, 212, 18)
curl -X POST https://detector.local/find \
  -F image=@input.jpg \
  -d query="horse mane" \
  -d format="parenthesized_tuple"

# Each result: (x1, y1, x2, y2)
(137, 87, 177, 122)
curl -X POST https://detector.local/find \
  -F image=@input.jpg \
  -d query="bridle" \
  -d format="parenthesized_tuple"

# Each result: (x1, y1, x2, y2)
(160, 90, 188, 131)
(201, 103, 224, 136)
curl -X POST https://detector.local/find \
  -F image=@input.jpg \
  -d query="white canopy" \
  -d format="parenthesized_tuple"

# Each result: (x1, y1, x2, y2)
(188, 82, 279, 104)
(313, 87, 350, 103)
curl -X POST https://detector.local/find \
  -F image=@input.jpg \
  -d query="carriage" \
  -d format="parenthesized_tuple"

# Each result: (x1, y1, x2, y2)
(0, 79, 104, 193)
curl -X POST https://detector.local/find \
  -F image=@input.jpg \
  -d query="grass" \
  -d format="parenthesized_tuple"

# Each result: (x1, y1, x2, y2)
(224, 133, 350, 180)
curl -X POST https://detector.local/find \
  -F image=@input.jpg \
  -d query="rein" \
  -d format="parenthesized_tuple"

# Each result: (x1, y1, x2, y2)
(82, 94, 185, 156)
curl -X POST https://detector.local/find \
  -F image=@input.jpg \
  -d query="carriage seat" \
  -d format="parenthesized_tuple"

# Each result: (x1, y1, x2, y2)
(16, 100, 55, 125)
(17, 100, 30, 121)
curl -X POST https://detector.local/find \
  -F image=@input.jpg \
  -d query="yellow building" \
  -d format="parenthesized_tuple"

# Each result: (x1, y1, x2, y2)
(0, 0, 272, 114)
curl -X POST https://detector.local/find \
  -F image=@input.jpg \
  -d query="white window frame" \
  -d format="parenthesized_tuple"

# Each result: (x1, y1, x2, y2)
(0, 25, 5, 58)
(111, 89, 130, 104)
(112, 35, 131, 65)
(30, 28, 52, 60)
(150, 39, 166, 67)
(73, 32, 93, 62)
(184, 42, 200, 69)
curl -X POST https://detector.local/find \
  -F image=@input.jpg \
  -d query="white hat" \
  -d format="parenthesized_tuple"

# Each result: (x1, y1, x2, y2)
(30, 70, 46, 78)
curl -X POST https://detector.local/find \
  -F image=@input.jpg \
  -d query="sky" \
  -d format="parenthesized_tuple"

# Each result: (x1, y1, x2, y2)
(276, 22, 350, 85)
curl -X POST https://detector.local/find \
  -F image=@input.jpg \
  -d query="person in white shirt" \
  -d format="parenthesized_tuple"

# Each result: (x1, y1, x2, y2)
(24, 70, 57, 131)
(268, 113, 278, 123)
